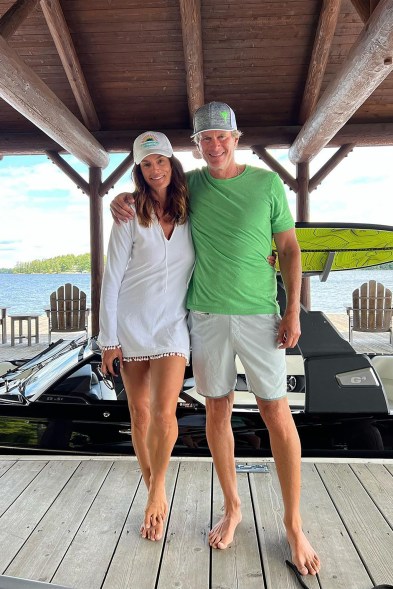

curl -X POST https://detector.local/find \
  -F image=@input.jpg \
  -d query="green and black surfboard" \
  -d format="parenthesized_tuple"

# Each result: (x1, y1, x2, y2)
(273, 223, 393, 277)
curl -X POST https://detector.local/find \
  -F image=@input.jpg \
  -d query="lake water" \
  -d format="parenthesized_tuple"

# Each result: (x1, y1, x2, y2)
(0, 270, 392, 314)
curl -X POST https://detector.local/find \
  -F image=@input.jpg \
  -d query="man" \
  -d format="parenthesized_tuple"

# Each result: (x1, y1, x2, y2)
(110, 102, 320, 576)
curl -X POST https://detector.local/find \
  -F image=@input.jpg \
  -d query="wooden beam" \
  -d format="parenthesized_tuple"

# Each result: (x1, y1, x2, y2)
(0, 35, 109, 167)
(289, 0, 393, 164)
(3, 123, 393, 155)
(299, 0, 341, 123)
(350, 0, 371, 22)
(0, 0, 39, 39)
(252, 146, 298, 192)
(40, 0, 100, 131)
(309, 144, 355, 191)
(179, 0, 204, 122)
(45, 150, 89, 194)
(89, 167, 104, 336)
(99, 152, 134, 197)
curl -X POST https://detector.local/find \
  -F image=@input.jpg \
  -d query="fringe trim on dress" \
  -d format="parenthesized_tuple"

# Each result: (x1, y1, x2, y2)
(100, 344, 122, 351)
(123, 352, 188, 362)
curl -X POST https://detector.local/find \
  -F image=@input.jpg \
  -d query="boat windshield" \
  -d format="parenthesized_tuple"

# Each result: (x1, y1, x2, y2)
(23, 345, 87, 400)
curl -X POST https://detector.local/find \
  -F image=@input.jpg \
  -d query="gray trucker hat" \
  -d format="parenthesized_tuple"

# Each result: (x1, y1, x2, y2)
(191, 101, 237, 137)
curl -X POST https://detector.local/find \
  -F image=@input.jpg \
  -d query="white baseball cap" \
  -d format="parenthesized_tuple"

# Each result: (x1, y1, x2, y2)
(133, 131, 173, 165)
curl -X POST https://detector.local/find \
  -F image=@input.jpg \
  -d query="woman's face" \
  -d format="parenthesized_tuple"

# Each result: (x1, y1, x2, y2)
(139, 154, 172, 193)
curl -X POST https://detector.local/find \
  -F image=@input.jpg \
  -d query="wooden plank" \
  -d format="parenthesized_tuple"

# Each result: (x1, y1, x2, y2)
(250, 463, 319, 589)
(0, 459, 16, 477)
(103, 462, 178, 589)
(350, 463, 393, 524)
(0, 460, 79, 572)
(300, 463, 371, 589)
(5, 460, 113, 582)
(317, 462, 393, 586)
(211, 469, 263, 588)
(0, 460, 47, 516)
(157, 462, 211, 589)
(52, 461, 138, 588)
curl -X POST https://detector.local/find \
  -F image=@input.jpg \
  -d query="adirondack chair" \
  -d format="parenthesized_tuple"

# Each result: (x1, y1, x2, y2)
(346, 280, 393, 345)
(46, 283, 89, 344)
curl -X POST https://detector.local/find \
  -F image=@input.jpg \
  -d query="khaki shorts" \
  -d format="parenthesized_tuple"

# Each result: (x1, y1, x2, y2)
(188, 312, 287, 400)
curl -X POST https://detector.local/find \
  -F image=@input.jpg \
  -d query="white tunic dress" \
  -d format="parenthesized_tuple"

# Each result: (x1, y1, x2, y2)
(98, 214, 195, 361)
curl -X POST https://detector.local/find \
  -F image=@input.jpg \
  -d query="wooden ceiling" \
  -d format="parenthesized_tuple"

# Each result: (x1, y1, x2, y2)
(1, 0, 393, 166)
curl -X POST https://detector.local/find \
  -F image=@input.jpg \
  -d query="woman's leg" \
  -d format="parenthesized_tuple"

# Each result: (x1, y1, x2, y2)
(144, 355, 186, 540)
(121, 361, 151, 488)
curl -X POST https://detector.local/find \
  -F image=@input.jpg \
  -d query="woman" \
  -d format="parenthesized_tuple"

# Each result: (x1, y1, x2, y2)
(98, 131, 195, 542)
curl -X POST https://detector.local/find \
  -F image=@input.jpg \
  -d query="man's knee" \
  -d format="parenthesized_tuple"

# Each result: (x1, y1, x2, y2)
(206, 395, 233, 425)
(257, 397, 292, 431)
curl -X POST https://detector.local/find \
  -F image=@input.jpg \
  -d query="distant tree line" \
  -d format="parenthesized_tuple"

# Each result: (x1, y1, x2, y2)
(0, 256, 392, 274)
(0, 253, 94, 274)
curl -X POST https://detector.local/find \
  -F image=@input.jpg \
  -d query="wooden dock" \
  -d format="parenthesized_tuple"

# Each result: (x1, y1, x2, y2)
(0, 456, 392, 588)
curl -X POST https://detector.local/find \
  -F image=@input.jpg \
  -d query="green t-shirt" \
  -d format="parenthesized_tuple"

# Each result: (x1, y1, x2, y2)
(186, 165, 294, 314)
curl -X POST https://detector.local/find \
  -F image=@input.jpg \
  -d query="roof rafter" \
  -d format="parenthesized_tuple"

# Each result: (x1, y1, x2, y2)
(299, 0, 341, 124)
(289, 0, 393, 163)
(0, 34, 108, 167)
(179, 0, 204, 123)
(40, 0, 100, 131)
(0, 0, 39, 38)
(350, 0, 381, 22)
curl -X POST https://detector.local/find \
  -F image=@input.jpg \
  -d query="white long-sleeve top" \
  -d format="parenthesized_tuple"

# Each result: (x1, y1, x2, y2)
(98, 213, 195, 360)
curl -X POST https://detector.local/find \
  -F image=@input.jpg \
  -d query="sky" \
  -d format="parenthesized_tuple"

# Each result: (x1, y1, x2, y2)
(1, 144, 393, 269)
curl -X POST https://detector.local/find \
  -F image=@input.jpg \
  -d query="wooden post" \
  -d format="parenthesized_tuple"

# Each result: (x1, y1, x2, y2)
(89, 167, 104, 336)
(297, 162, 311, 309)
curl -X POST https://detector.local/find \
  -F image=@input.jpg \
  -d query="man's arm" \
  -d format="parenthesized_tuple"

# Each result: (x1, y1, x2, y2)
(273, 228, 302, 349)
(110, 192, 135, 224)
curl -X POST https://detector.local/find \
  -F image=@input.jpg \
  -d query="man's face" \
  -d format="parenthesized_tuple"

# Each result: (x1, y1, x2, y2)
(197, 130, 238, 174)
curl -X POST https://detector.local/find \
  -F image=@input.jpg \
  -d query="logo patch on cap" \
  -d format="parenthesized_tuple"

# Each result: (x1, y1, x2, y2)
(141, 134, 159, 150)
(220, 110, 229, 123)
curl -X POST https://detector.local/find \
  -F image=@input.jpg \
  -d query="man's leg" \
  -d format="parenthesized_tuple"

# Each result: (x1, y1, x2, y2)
(256, 397, 320, 575)
(206, 393, 242, 549)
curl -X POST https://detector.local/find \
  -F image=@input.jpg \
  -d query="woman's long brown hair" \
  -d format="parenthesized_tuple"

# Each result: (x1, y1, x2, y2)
(132, 156, 189, 227)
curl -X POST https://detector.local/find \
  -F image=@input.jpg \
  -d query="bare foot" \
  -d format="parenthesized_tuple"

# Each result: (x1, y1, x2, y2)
(209, 507, 242, 549)
(140, 517, 164, 542)
(141, 486, 167, 542)
(286, 528, 320, 575)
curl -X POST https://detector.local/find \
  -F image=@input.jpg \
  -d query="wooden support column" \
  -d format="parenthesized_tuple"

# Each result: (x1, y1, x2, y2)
(297, 162, 311, 309)
(179, 0, 204, 121)
(89, 167, 104, 336)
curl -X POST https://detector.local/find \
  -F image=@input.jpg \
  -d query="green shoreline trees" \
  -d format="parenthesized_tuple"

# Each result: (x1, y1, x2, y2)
(0, 253, 94, 274)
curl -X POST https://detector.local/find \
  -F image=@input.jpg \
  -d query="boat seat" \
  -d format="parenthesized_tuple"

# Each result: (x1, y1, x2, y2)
(370, 356, 393, 404)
